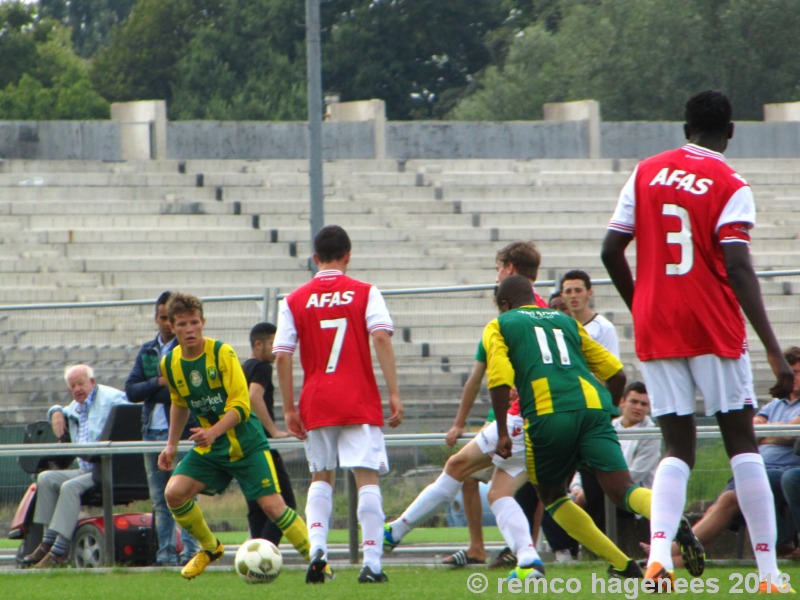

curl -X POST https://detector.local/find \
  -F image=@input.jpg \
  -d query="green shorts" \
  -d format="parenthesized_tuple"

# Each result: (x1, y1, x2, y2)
(174, 445, 282, 502)
(524, 409, 628, 486)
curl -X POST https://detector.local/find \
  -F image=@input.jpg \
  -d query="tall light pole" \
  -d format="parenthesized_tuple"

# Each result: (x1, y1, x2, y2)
(306, 0, 324, 272)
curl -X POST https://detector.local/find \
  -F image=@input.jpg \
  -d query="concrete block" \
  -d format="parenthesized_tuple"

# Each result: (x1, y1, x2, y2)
(543, 100, 601, 159)
(327, 99, 386, 159)
(111, 100, 168, 160)
(764, 102, 800, 122)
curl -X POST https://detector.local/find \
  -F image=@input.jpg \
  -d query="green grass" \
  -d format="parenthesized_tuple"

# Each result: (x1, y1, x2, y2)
(3, 564, 799, 599)
(214, 526, 504, 546)
(0, 527, 502, 551)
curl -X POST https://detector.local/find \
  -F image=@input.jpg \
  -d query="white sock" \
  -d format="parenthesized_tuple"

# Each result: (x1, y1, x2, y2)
(490, 496, 540, 567)
(358, 485, 385, 573)
(731, 453, 780, 581)
(305, 480, 333, 558)
(647, 457, 690, 571)
(391, 472, 462, 540)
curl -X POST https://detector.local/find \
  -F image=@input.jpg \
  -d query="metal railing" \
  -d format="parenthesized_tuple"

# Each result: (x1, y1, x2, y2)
(2, 423, 798, 565)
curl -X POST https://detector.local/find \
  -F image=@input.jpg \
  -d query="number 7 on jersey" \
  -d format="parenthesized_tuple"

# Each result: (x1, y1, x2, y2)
(321, 318, 348, 373)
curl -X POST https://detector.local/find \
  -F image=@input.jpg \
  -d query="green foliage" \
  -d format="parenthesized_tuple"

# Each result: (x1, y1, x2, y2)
(169, 0, 308, 120)
(0, 5, 108, 119)
(322, 0, 535, 120)
(90, 0, 219, 105)
(450, 0, 800, 121)
(38, 0, 136, 57)
(0, 2, 42, 88)
(4, 0, 800, 121)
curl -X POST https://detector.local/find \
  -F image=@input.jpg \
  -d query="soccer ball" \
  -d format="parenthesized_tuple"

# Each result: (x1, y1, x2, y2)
(234, 538, 282, 584)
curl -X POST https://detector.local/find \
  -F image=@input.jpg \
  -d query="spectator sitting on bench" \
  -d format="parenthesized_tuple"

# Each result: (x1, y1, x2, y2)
(21, 364, 128, 568)
(570, 380, 660, 501)
(641, 346, 800, 564)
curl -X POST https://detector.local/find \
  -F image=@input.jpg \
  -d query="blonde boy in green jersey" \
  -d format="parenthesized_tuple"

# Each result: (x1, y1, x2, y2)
(157, 292, 313, 579)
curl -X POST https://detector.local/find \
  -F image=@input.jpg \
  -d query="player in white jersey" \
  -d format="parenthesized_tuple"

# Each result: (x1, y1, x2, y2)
(384, 388, 545, 580)
(560, 269, 619, 358)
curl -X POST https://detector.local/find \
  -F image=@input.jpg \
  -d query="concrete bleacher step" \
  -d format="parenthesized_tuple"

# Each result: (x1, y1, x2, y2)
(2, 199, 234, 216)
(440, 184, 622, 201)
(63, 228, 270, 244)
(0, 186, 221, 202)
(0, 171, 267, 188)
(28, 213, 254, 230)
(65, 241, 291, 259)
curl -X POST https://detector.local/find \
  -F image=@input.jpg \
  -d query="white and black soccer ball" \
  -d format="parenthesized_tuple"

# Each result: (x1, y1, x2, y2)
(234, 538, 282, 584)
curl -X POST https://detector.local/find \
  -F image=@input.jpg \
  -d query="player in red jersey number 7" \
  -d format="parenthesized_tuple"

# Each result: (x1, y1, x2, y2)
(274, 225, 403, 585)
(602, 90, 794, 593)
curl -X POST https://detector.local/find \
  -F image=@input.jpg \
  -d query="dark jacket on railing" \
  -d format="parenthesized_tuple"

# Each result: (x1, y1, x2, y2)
(125, 335, 197, 436)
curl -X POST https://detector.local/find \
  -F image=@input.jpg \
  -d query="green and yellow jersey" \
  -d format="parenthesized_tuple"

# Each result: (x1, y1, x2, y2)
(483, 305, 623, 420)
(161, 337, 269, 462)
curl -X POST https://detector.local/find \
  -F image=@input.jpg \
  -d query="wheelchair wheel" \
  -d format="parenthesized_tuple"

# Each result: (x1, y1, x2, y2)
(71, 522, 106, 568)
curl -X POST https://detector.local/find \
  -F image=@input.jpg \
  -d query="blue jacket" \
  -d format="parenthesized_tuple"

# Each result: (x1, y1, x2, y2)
(125, 334, 176, 432)
(49, 384, 129, 443)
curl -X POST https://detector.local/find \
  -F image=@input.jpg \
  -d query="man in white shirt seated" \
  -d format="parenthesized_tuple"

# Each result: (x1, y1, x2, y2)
(571, 381, 660, 504)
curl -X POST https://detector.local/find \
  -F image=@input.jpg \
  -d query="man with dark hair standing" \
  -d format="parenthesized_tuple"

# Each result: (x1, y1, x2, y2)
(125, 291, 199, 566)
(561, 269, 619, 358)
(242, 322, 297, 545)
(275, 224, 403, 584)
(602, 89, 794, 592)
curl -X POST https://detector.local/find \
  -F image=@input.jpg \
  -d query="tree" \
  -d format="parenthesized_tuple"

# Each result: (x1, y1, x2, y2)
(91, 0, 222, 105)
(37, 0, 136, 57)
(322, 0, 535, 120)
(450, 0, 800, 122)
(169, 0, 307, 120)
(0, 1, 42, 89)
(0, 2, 108, 119)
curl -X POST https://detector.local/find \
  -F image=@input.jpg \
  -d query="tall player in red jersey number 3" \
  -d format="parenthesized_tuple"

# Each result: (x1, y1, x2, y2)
(602, 90, 794, 592)
(274, 225, 403, 585)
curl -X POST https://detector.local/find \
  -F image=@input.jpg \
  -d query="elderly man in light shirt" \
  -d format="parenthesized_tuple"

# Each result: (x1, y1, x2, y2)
(21, 364, 128, 568)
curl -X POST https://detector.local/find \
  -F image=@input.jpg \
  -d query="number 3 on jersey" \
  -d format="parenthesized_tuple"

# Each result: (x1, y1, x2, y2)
(321, 318, 347, 373)
(663, 203, 693, 276)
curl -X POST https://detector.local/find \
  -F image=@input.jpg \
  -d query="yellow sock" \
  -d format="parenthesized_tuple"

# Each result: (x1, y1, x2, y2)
(547, 496, 630, 571)
(274, 507, 310, 560)
(625, 486, 651, 520)
(170, 499, 217, 551)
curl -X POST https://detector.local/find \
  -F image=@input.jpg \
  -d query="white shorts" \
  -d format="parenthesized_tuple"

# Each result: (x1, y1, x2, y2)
(640, 353, 756, 418)
(473, 414, 526, 477)
(304, 425, 389, 475)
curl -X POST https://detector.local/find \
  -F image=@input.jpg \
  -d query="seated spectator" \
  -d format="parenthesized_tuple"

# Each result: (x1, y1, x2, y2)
(21, 364, 128, 568)
(642, 346, 800, 564)
(571, 381, 660, 502)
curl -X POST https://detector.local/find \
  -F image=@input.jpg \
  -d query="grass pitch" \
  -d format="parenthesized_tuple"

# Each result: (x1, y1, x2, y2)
(4, 563, 799, 599)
